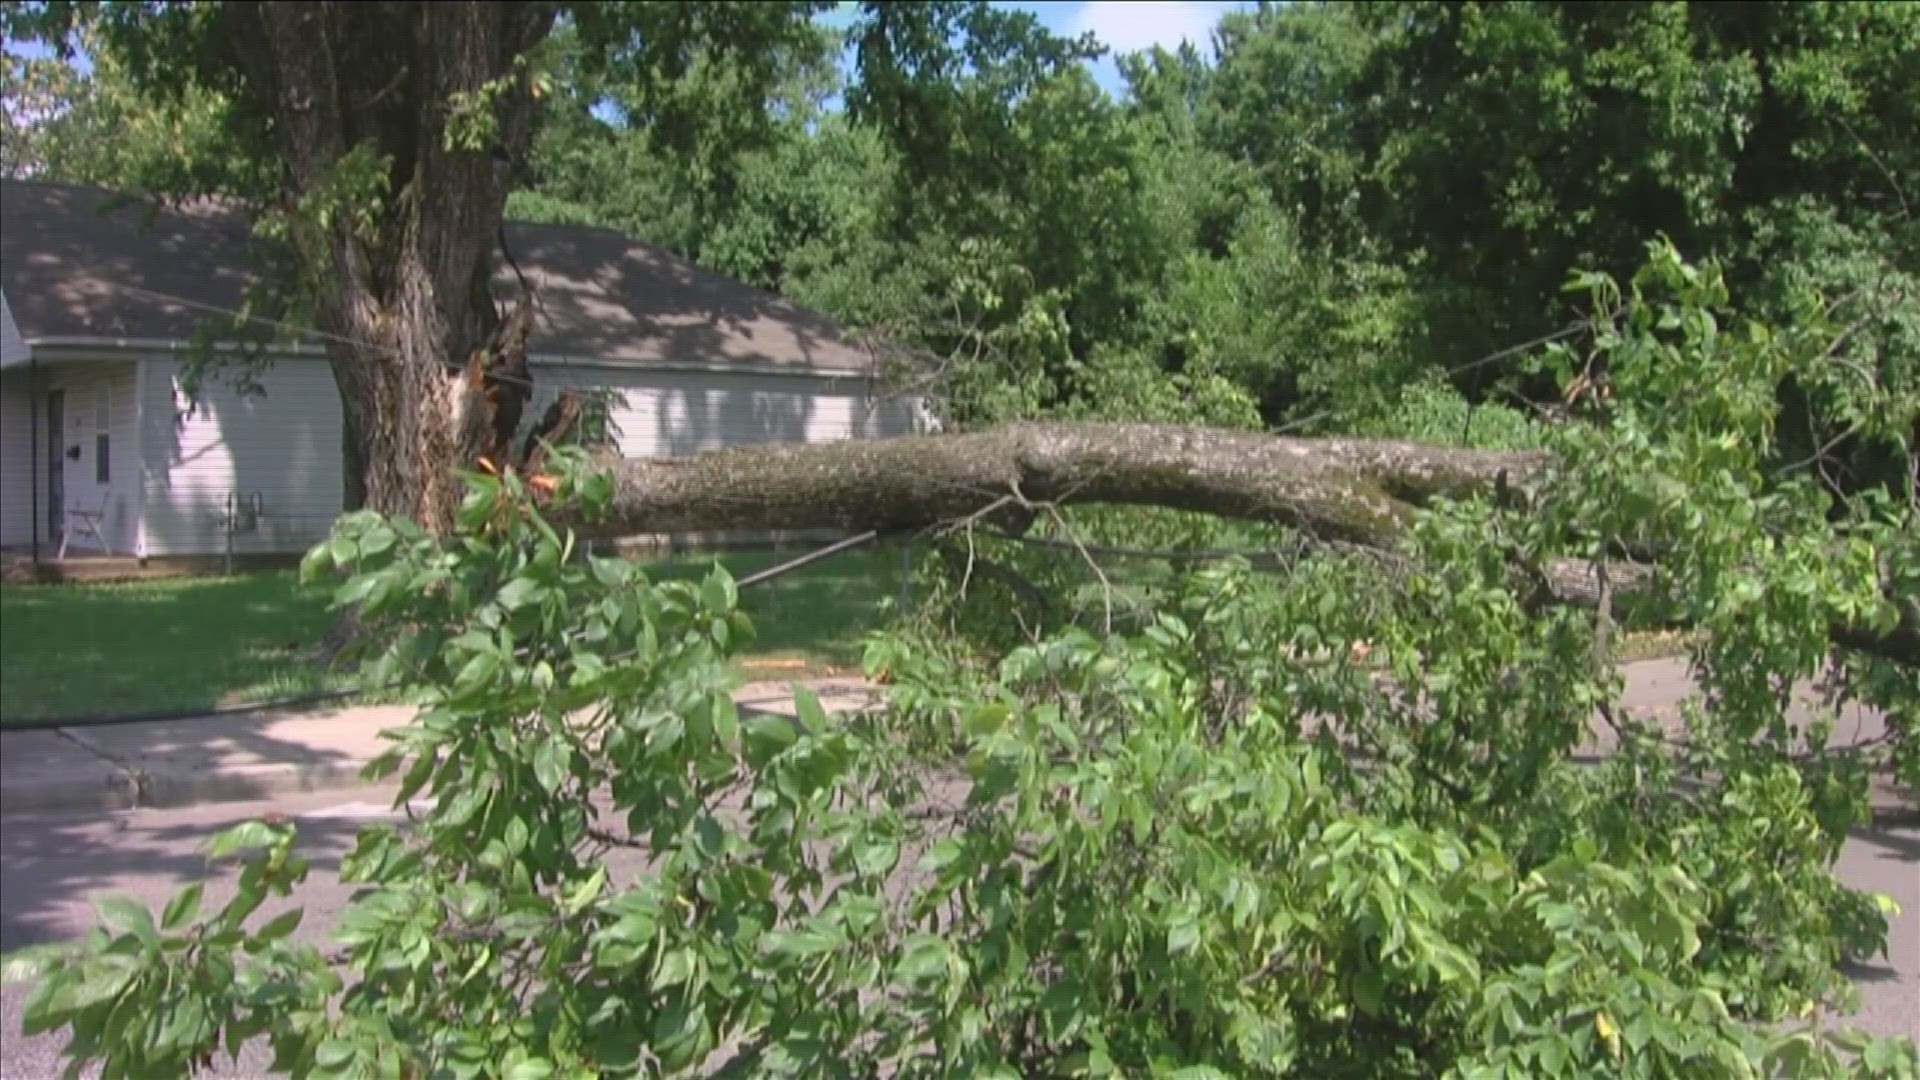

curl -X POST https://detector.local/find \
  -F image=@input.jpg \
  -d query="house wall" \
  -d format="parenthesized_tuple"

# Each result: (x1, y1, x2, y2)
(0, 361, 143, 554)
(132, 354, 918, 557)
(531, 361, 918, 458)
(0, 369, 35, 549)
(140, 355, 344, 557)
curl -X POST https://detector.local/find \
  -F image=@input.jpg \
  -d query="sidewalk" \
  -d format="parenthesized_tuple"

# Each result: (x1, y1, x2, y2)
(0, 679, 880, 814)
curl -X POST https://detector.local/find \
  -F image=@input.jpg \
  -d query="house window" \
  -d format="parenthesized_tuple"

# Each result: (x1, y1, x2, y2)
(96, 433, 110, 483)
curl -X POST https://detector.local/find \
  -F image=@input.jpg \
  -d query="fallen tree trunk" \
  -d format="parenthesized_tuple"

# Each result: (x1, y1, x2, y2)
(590, 422, 1548, 547)
(552, 421, 1912, 666)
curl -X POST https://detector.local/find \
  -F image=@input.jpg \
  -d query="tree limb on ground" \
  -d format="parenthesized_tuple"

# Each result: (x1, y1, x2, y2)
(545, 421, 1913, 666)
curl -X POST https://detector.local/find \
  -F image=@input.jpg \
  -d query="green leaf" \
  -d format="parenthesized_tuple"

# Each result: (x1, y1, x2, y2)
(713, 693, 740, 746)
(1167, 918, 1200, 955)
(855, 838, 898, 877)
(357, 525, 397, 556)
(160, 882, 204, 932)
(793, 686, 828, 733)
(534, 737, 570, 794)
(396, 750, 438, 805)
(919, 839, 965, 874)
(564, 868, 608, 915)
(762, 929, 840, 958)
(206, 819, 292, 860)
(255, 908, 303, 942)
(1863, 1037, 1911, 1072)
(454, 650, 501, 691)
(327, 535, 357, 567)
(95, 894, 157, 946)
(497, 577, 547, 610)
(965, 703, 1011, 738)
(743, 716, 798, 769)
(299, 543, 333, 583)
(895, 935, 949, 981)
(0, 943, 76, 985)
(653, 947, 697, 990)
(505, 1060, 554, 1080)
(702, 567, 738, 612)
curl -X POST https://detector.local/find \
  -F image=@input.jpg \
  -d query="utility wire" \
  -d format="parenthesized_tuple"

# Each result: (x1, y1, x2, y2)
(3, 530, 895, 731)
(117, 282, 549, 394)
(13, 283, 1596, 729)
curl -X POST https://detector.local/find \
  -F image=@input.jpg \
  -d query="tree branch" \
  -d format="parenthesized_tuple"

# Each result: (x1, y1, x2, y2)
(547, 421, 1912, 667)
(587, 421, 1545, 546)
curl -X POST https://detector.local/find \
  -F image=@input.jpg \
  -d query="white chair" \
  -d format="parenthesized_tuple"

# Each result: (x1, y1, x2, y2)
(59, 493, 112, 560)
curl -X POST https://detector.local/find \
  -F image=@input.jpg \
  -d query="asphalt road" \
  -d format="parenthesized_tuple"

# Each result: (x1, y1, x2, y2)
(0, 675, 1915, 1077)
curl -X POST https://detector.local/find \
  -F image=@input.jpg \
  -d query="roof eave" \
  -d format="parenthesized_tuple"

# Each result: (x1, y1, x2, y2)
(15, 335, 882, 381)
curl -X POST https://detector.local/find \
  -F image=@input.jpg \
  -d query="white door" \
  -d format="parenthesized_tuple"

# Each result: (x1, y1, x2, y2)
(60, 382, 118, 552)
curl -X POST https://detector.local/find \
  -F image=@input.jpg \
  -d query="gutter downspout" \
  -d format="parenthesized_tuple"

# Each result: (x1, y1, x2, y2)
(29, 352, 40, 564)
(132, 356, 147, 560)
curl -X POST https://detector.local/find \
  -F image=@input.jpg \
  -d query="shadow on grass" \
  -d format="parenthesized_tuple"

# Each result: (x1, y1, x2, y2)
(0, 572, 346, 724)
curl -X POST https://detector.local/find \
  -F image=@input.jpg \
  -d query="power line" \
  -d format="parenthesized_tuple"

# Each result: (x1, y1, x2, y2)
(111, 279, 1595, 427)
(1, 528, 900, 731)
(115, 282, 550, 394)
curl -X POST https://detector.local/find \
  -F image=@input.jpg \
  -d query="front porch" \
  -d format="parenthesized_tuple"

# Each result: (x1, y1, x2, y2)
(1, 357, 144, 565)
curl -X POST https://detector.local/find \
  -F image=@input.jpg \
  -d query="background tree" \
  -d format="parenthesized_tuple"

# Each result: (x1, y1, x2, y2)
(2, 0, 837, 530)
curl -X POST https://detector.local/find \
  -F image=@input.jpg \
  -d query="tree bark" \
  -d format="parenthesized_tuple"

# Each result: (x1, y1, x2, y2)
(224, 2, 559, 530)
(560, 421, 1915, 666)
(589, 422, 1548, 546)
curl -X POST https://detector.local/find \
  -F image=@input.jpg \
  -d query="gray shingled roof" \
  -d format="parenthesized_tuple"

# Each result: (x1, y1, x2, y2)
(0, 179, 873, 371)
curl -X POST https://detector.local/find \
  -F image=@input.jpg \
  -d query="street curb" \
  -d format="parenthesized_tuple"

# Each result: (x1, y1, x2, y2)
(0, 756, 383, 815)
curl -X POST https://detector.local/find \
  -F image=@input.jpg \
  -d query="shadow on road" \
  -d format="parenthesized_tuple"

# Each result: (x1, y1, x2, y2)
(0, 800, 372, 954)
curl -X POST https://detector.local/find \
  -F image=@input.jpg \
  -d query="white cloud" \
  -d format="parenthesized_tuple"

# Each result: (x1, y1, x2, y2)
(1068, 1, 1237, 56)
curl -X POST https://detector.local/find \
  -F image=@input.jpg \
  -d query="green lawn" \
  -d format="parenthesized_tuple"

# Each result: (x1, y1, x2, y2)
(0, 547, 909, 725)
(0, 572, 347, 724)
(648, 546, 909, 664)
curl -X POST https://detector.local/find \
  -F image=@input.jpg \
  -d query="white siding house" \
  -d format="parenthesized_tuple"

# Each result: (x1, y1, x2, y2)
(0, 295, 33, 549)
(0, 180, 920, 563)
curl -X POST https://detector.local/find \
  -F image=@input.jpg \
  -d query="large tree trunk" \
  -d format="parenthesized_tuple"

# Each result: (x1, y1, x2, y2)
(557, 422, 1916, 666)
(589, 422, 1548, 545)
(224, 2, 559, 529)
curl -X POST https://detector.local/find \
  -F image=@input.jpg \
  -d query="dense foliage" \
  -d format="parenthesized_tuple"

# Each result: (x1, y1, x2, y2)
(9, 1, 1915, 461)
(8, 243, 1918, 1077)
(4, 1, 1917, 1075)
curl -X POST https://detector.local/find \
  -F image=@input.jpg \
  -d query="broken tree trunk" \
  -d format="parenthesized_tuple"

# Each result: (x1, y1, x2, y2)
(553, 421, 1914, 667)
(589, 422, 1547, 547)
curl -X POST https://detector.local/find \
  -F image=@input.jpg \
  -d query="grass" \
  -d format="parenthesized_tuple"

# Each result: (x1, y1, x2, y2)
(0, 572, 348, 724)
(649, 545, 908, 671)
(0, 544, 1697, 725)
(0, 547, 909, 725)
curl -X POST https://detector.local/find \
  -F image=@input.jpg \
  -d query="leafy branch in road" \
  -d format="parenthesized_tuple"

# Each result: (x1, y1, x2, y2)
(7, 244, 1917, 1079)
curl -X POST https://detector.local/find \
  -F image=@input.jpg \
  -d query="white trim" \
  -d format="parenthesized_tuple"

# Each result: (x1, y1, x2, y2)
(20, 336, 880, 380)
(0, 292, 31, 368)
(133, 355, 148, 559)
(529, 352, 879, 382)
(26, 336, 330, 359)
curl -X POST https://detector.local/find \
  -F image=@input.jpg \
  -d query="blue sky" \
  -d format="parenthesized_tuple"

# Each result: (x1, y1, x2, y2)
(985, 2, 1254, 95)
(823, 2, 1253, 97)
(1027, 1, 1253, 94)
